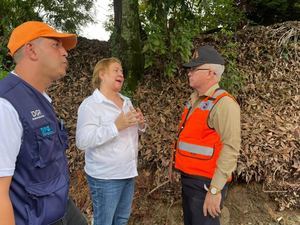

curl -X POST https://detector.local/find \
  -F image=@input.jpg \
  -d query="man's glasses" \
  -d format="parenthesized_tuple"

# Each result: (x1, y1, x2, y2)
(187, 67, 210, 73)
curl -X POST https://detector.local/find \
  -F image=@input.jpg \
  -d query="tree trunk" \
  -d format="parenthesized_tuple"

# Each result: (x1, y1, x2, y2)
(111, 0, 144, 92)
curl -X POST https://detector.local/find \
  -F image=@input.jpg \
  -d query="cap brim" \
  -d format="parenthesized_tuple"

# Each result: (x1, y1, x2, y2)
(40, 32, 77, 50)
(182, 59, 206, 68)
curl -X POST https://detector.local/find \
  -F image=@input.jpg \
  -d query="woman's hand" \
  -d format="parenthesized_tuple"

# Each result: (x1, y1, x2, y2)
(136, 108, 146, 129)
(115, 110, 139, 131)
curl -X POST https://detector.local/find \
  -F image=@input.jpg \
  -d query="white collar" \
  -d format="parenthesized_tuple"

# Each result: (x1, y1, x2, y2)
(93, 88, 129, 104)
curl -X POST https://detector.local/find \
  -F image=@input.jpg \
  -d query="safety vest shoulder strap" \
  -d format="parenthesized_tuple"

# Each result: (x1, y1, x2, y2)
(197, 88, 228, 111)
(211, 88, 227, 99)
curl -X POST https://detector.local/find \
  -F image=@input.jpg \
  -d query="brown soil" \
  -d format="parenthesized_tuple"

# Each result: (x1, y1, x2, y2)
(127, 181, 300, 225)
(70, 167, 299, 225)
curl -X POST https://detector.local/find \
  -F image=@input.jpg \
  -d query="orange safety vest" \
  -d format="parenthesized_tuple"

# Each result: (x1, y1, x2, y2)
(174, 88, 235, 180)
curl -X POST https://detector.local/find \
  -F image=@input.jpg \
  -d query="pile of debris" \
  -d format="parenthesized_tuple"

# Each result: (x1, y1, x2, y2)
(48, 21, 299, 211)
(235, 21, 299, 210)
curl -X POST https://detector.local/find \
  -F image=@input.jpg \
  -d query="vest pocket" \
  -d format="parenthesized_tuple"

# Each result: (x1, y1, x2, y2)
(25, 174, 69, 225)
(56, 119, 69, 150)
(34, 128, 64, 168)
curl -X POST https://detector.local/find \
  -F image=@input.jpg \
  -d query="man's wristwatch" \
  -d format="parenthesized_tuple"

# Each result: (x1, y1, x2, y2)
(209, 186, 220, 195)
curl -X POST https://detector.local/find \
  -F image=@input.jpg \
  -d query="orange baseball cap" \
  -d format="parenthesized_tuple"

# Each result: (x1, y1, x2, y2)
(7, 21, 77, 56)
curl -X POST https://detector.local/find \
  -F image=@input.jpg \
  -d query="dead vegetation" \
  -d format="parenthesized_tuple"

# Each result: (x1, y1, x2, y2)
(48, 21, 299, 220)
(236, 22, 300, 210)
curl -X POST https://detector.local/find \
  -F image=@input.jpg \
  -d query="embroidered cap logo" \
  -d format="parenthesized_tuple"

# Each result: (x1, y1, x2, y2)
(192, 49, 199, 59)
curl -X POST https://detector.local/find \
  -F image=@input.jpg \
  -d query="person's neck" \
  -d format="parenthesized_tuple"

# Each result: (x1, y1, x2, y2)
(14, 65, 47, 93)
(196, 86, 209, 96)
(196, 82, 217, 96)
(100, 86, 120, 101)
(100, 86, 123, 108)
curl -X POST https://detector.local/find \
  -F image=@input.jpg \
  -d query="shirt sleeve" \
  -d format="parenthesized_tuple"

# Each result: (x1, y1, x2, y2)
(76, 103, 119, 150)
(0, 98, 22, 177)
(208, 96, 241, 190)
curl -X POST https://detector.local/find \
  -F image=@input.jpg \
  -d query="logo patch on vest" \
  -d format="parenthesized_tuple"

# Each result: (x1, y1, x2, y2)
(199, 101, 214, 110)
(31, 109, 45, 120)
(40, 125, 54, 137)
(200, 102, 209, 110)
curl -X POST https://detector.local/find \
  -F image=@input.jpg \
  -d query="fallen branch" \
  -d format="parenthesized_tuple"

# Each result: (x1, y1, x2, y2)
(148, 180, 170, 195)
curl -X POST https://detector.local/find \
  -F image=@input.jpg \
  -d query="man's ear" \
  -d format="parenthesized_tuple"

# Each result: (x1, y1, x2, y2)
(24, 42, 38, 60)
(208, 70, 217, 79)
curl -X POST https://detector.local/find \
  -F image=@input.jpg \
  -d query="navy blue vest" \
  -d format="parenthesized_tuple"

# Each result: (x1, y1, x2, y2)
(0, 73, 69, 225)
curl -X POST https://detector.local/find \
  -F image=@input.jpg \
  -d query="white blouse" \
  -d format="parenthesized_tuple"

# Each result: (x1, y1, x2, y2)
(76, 89, 142, 179)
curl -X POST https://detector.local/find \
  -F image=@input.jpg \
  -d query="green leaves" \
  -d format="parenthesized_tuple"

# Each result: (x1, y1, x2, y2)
(219, 40, 244, 96)
(0, 0, 96, 77)
(141, 1, 195, 77)
(0, 35, 11, 80)
(0, 54, 9, 81)
(0, 70, 8, 80)
(140, 0, 244, 77)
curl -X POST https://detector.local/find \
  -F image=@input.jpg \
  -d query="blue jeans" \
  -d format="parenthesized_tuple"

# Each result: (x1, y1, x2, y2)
(86, 175, 135, 225)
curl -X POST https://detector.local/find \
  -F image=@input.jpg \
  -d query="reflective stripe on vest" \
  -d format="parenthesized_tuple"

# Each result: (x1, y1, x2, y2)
(178, 141, 213, 156)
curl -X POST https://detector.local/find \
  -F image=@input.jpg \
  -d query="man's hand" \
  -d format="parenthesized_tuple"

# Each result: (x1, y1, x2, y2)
(115, 110, 139, 131)
(203, 192, 222, 218)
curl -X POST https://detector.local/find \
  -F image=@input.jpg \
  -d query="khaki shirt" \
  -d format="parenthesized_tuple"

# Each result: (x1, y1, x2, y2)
(189, 84, 241, 190)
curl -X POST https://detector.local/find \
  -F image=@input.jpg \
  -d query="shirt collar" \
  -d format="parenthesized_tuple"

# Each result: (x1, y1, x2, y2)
(203, 83, 220, 97)
(93, 88, 129, 104)
(190, 83, 220, 101)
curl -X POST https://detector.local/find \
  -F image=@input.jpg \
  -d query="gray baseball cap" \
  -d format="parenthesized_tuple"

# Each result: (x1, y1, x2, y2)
(183, 45, 224, 68)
